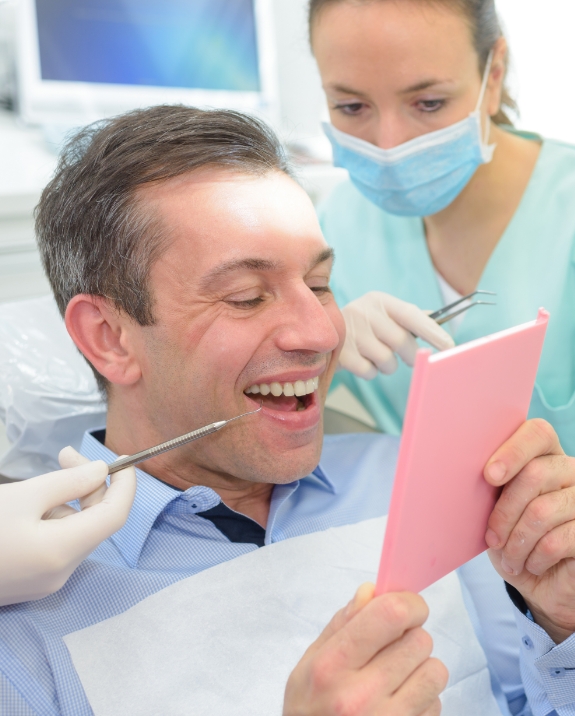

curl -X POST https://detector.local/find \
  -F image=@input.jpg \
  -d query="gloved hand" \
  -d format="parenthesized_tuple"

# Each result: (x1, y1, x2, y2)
(339, 292, 455, 379)
(0, 447, 136, 606)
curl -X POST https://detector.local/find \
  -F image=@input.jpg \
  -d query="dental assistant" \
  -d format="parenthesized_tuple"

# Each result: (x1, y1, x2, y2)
(310, 0, 575, 452)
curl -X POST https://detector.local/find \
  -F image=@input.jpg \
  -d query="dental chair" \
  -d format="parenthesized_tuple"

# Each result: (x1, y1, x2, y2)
(0, 296, 377, 483)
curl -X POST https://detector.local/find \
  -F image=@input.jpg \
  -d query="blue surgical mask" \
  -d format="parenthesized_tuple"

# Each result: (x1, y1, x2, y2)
(322, 53, 495, 217)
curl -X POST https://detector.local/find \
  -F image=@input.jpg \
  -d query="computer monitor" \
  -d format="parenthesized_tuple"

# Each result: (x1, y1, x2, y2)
(16, 0, 278, 128)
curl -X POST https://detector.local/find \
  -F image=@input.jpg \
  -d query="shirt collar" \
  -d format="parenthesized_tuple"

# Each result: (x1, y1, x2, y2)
(81, 430, 186, 567)
(80, 428, 336, 566)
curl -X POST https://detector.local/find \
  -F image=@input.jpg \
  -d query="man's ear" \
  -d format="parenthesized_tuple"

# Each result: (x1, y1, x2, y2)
(65, 295, 142, 386)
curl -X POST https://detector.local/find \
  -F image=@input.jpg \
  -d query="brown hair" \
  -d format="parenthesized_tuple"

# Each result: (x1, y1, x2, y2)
(36, 104, 291, 391)
(308, 0, 516, 125)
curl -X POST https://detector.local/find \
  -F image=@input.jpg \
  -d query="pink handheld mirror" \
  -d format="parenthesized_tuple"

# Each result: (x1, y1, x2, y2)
(376, 308, 549, 595)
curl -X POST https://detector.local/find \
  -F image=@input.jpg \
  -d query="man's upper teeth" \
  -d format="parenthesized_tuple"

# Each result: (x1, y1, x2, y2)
(246, 376, 319, 397)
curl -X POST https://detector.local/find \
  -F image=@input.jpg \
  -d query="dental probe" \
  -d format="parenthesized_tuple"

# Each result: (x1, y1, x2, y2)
(107, 403, 262, 475)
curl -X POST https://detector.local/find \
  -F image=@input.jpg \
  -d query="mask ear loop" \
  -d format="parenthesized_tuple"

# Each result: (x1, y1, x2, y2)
(476, 49, 494, 145)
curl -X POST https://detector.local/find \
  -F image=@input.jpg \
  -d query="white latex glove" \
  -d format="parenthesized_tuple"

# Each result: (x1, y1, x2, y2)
(0, 447, 136, 606)
(340, 292, 455, 379)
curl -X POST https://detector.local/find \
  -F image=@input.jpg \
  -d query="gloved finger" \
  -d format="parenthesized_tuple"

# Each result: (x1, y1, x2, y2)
(47, 465, 136, 557)
(355, 332, 399, 375)
(29, 460, 109, 516)
(367, 309, 420, 367)
(59, 446, 91, 469)
(338, 339, 379, 380)
(385, 297, 455, 351)
(42, 504, 78, 520)
(59, 446, 108, 509)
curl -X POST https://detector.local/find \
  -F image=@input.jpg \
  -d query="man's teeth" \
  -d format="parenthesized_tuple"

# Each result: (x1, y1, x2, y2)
(245, 376, 320, 397)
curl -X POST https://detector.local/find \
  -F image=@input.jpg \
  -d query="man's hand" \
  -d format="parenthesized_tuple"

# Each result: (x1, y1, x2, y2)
(283, 583, 448, 716)
(0, 447, 136, 607)
(485, 419, 575, 643)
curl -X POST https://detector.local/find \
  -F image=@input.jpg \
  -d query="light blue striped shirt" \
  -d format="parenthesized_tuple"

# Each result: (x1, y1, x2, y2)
(0, 430, 573, 715)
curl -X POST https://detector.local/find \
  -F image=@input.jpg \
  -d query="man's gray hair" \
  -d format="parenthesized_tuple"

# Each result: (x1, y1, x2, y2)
(35, 104, 292, 391)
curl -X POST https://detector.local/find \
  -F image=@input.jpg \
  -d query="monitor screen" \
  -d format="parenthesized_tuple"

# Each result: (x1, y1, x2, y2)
(35, 0, 261, 92)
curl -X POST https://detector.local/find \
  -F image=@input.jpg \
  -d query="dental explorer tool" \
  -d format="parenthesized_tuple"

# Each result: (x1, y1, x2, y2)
(107, 403, 262, 474)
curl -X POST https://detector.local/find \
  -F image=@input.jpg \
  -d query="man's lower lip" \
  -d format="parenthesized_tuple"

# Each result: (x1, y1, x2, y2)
(244, 394, 321, 429)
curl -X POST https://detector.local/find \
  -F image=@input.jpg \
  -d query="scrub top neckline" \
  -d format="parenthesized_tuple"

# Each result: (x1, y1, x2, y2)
(420, 132, 547, 336)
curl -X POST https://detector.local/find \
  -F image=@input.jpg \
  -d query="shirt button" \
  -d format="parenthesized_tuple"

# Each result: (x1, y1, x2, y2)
(550, 667, 566, 678)
(522, 636, 534, 650)
(191, 504, 197, 509)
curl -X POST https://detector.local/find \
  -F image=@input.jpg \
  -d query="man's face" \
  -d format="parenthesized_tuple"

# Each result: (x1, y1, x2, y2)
(129, 169, 345, 486)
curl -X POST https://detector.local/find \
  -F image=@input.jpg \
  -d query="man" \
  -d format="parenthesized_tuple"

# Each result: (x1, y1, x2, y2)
(1, 105, 575, 716)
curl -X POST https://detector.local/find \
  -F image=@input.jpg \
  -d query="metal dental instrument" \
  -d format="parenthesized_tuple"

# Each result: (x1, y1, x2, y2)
(429, 290, 497, 326)
(107, 403, 263, 474)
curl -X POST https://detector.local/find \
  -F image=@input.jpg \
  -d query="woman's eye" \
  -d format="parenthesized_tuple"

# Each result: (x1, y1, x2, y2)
(226, 297, 265, 309)
(334, 102, 366, 116)
(415, 99, 445, 113)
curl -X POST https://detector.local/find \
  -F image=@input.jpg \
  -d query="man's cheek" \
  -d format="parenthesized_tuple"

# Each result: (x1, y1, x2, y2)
(330, 304, 347, 362)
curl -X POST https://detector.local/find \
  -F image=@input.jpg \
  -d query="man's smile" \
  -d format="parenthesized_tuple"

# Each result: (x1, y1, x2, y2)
(243, 370, 324, 428)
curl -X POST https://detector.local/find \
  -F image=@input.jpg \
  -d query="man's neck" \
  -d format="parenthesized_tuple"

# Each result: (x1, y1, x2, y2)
(104, 400, 274, 528)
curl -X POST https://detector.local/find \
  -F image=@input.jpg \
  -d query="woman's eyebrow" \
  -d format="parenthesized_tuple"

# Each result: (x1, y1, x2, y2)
(400, 78, 453, 94)
(328, 83, 369, 98)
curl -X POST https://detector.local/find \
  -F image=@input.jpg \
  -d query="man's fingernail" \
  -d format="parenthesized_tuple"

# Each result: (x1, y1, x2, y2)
(488, 461, 507, 483)
(485, 529, 500, 548)
(501, 558, 515, 575)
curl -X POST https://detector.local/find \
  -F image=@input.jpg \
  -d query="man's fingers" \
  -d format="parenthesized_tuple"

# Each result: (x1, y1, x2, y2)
(484, 419, 563, 487)
(303, 583, 376, 657)
(420, 700, 443, 716)
(525, 521, 575, 576)
(327, 592, 429, 671)
(494, 484, 575, 576)
(389, 658, 448, 716)
(363, 626, 434, 696)
(29, 461, 109, 515)
(486, 454, 574, 550)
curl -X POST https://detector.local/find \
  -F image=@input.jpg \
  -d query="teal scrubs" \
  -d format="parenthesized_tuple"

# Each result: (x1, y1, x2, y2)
(319, 135, 575, 454)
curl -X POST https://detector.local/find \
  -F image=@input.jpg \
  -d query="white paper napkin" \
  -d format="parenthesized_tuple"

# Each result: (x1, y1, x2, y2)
(64, 517, 500, 715)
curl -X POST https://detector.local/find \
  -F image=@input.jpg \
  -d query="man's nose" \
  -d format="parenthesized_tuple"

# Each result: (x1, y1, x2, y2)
(274, 285, 341, 355)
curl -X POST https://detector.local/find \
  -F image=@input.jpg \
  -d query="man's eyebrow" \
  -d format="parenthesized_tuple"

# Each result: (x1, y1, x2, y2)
(200, 249, 334, 292)
(200, 258, 280, 291)
(311, 247, 335, 269)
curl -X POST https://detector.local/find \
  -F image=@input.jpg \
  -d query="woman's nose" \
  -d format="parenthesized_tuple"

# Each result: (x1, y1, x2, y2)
(372, 113, 413, 150)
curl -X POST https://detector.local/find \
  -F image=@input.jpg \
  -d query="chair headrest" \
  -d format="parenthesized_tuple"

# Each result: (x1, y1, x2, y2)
(0, 296, 106, 479)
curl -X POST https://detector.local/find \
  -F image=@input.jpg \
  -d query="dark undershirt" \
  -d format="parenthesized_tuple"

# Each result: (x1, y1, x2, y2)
(95, 429, 266, 547)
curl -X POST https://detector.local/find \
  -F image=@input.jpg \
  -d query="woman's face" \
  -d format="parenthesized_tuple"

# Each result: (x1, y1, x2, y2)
(312, 0, 506, 149)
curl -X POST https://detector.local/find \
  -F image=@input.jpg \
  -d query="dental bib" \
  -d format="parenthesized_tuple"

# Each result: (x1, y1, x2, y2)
(64, 517, 501, 716)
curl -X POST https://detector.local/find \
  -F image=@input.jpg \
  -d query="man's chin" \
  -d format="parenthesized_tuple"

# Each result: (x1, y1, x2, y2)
(233, 432, 324, 486)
